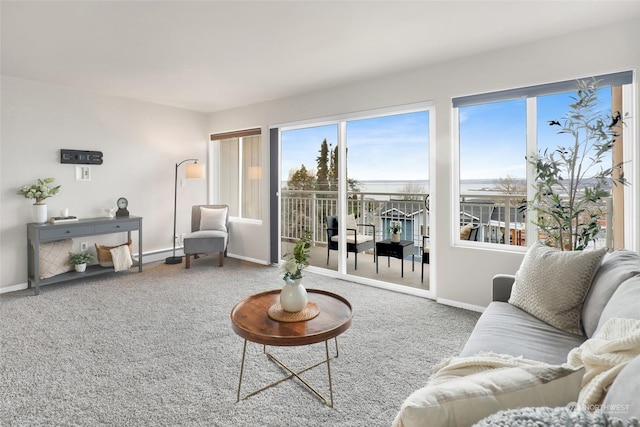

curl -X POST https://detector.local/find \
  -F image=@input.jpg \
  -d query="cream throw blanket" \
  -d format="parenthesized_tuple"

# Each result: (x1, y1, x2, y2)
(568, 318, 640, 409)
(110, 245, 133, 272)
(429, 352, 558, 385)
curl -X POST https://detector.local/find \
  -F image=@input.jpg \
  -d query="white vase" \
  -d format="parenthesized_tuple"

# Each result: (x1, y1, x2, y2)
(391, 232, 400, 243)
(75, 263, 87, 272)
(33, 202, 47, 224)
(280, 278, 308, 312)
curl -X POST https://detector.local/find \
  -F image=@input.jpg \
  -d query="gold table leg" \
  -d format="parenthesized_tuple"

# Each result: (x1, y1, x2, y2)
(235, 338, 339, 407)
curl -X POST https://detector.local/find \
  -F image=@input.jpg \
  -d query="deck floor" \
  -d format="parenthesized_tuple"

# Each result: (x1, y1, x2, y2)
(281, 241, 429, 291)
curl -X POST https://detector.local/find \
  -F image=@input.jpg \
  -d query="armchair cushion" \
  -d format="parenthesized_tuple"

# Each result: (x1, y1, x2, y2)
(331, 234, 374, 244)
(199, 206, 228, 232)
(460, 224, 473, 240)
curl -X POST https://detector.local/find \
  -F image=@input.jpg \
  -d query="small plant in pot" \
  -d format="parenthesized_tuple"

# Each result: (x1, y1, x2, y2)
(69, 251, 93, 272)
(388, 221, 402, 242)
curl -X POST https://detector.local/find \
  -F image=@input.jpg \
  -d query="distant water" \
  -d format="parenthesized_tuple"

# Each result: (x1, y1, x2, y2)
(355, 180, 504, 195)
(282, 179, 507, 196)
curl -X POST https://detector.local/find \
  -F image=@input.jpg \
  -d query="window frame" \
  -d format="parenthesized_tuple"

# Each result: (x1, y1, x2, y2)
(453, 72, 635, 251)
(210, 128, 262, 222)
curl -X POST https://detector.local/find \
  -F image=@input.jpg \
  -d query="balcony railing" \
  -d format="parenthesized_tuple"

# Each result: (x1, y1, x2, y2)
(281, 190, 613, 251)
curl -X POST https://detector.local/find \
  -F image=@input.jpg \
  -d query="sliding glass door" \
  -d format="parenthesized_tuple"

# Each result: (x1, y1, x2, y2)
(278, 104, 432, 293)
(281, 124, 339, 273)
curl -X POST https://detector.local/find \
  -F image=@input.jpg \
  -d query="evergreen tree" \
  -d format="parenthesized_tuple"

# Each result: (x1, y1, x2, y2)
(287, 164, 316, 191)
(329, 144, 339, 191)
(316, 139, 330, 192)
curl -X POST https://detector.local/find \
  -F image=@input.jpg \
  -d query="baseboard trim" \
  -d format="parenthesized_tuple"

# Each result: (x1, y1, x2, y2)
(437, 297, 485, 313)
(0, 249, 273, 294)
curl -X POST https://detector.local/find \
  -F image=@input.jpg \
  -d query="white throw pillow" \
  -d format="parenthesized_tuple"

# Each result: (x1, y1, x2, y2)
(393, 364, 584, 427)
(199, 207, 227, 232)
(39, 239, 74, 279)
(508, 242, 607, 335)
(345, 213, 358, 235)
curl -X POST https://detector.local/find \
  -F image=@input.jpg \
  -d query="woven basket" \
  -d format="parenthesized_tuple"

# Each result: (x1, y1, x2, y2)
(96, 240, 132, 267)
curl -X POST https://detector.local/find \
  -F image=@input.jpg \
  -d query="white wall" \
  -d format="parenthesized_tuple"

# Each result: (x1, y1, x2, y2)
(1, 76, 209, 291)
(208, 19, 640, 308)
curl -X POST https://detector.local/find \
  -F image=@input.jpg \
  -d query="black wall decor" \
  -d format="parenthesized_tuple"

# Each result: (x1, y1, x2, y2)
(60, 149, 103, 165)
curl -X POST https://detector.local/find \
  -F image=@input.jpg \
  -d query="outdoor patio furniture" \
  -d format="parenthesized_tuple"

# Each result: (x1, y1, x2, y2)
(325, 215, 376, 270)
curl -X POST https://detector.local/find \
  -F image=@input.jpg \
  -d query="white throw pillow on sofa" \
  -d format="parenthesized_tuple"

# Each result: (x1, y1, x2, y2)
(393, 363, 584, 427)
(508, 242, 607, 335)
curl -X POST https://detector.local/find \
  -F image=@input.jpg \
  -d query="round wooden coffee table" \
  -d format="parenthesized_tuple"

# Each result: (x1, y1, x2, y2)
(230, 289, 353, 407)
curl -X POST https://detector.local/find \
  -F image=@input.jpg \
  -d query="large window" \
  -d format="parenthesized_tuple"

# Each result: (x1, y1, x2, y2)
(212, 128, 261, 220)
(455, 72, 633, 249)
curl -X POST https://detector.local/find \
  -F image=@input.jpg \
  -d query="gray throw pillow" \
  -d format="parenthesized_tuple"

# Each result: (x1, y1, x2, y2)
(509, 242, 607, 335)
(473, 406, 640, 427)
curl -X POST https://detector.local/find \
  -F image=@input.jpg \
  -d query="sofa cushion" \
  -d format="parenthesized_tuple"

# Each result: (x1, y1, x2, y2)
(603, 355, 640, 419)
(392, 362, 583, 427)
(596, 276, 640, 334)
(460, 302, 586, 364)
(508, 242, 607, 335)
(582, 249, 640, 337)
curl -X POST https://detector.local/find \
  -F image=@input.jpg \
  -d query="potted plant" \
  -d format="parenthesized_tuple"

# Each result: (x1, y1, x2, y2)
(388, 221, 402, 243)
(279, 231, 312, 312)
(528, 79, 627, 251)
(69, 251, 93, 272)
(17, 177, 61, 224)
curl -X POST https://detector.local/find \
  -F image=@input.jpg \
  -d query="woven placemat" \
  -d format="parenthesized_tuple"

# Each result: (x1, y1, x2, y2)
(268, 301, 320, 322)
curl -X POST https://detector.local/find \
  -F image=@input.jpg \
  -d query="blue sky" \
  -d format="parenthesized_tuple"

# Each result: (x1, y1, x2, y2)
(281, 111, 429, 182)
(460, 88, 613, 180)
(282, 88, 614, 183)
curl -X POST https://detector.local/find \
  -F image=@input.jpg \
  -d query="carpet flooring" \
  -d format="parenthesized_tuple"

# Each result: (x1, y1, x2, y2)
(1, 257, 480, 426)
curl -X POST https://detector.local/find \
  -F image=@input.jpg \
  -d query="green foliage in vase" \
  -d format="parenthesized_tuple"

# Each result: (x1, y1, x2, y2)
(280, 231, 312, 280)
(17, 177, 61, 202)
(528, 79, 627, 251)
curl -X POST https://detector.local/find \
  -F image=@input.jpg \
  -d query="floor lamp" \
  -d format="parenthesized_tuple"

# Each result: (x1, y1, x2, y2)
(165, 159, 205, 264)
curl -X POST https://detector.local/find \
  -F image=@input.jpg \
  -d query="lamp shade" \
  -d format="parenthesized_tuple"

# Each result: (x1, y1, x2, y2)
(185, 163, 205, 179)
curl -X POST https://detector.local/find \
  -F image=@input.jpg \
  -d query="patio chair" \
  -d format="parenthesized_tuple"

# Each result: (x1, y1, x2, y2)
(326, 214, 376, 270)
(421, 223, 479, 282)
(184, 205, 229, 268)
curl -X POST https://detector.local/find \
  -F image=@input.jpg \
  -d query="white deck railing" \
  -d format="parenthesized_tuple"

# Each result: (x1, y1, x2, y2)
(281, 190, 613, 250)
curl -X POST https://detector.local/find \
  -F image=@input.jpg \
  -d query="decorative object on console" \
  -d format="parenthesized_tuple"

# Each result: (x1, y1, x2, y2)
(39, 239, 74, 279)
(50, 216, 78, 224)
(279, 232, 311, 312)
(17, 177, 61, 224)
(116, 197, 129, 217)
(102, 207, 117, 218)
(165, 159, 205, 265)
(96, 240, 132, 267)
(68, 250, 93, 272)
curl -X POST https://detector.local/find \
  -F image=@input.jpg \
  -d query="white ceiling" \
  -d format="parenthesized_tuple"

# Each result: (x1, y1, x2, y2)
(3, 1, 640, 113)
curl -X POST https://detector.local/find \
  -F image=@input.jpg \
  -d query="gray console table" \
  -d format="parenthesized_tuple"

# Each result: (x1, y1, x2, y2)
(27, 216, 143, 295)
